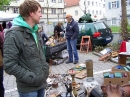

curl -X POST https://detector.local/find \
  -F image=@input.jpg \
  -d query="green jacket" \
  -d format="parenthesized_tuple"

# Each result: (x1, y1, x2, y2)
(3, 16, 49, 92)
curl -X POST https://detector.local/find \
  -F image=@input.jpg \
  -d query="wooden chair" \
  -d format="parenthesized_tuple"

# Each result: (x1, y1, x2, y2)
(80, 36, 92, 53)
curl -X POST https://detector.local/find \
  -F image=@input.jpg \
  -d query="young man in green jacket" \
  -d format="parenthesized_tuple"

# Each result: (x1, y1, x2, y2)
(3, 0, 49, 97)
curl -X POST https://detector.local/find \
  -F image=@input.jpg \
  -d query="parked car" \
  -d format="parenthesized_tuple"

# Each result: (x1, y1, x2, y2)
(77, 21, 113, 48)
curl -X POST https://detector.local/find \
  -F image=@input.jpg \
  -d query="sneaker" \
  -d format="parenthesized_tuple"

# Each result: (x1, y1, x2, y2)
(74, 61, 78, 64)
(66, 60, 73, 64)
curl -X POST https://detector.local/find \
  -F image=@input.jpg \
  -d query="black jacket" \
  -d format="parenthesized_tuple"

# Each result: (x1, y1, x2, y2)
(65, 18, 79, 39)
(54, 25, 63, 37)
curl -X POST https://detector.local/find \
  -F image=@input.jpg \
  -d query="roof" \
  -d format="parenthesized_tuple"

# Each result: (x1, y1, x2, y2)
(64, 0, 80, 7)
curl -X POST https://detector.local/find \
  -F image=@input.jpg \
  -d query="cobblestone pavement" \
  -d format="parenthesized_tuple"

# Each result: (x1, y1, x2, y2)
(3, 51, 117, 97)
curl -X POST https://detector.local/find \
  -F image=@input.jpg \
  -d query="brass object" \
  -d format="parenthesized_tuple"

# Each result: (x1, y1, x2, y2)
(72, 87, 78, 97)
(86, 60, 93, 77)
(68, 70, 78, 97)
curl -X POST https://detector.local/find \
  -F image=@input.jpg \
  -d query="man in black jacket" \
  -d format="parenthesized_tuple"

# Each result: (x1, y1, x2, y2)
(65, 14, 79, 64)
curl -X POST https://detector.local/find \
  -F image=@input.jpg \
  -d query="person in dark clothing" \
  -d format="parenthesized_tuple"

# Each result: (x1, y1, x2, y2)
(54, 22, 63, 38)
(42, 32, 48, 45)
(8, 21, 12, 28)
(0, 24, 4, 97)
(65, 14, 79, 64)
(38, 26, 48, 45)
(2, 22, 6, 30)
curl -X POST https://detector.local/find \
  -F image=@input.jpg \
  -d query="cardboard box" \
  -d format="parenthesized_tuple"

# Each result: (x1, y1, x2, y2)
(112, 65, 130, 80)
(103, 71, 129, 86)
(118, 53, 130, 66)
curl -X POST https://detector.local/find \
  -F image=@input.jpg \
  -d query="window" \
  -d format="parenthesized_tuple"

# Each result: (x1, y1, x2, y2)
(82, 25, 85, 32)
(94, 22, 106, 30)
(126, 0, 130, 6)
(75, 10, 78, 16)
(112, 1, 116, 8)
(96, 10, 98, 14)
(103, 4, 105, 8)
(96, 2, 97, 7)
(92, 10, 94, 14)
(108, 1, 119, 9)
(100, 11, 101, 15)
(92, 1, 94, 6)
(78, 24, 83, 32)
(128, 0, 130, 6)
(4, 6, 9, 11)
(58, 8, 62, 14)
(58, 0, 62, 3)
(88, 10, 90, 13)
(38, 0, 44, 2)
(51, 8, 56, 14)
(41, 8, 44, 14)
(99, 3, 101, 7)
(52, 0, 56, 3)
(13, 8, 18, 13)
(112, 18, 116, 25)
(88, 1, 90, 6)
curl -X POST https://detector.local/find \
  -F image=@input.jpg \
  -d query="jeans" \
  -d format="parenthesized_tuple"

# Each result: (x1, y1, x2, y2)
(0, 67, 4, 97)
(18, 88, 45, 97)
(66, 38, 79, 62)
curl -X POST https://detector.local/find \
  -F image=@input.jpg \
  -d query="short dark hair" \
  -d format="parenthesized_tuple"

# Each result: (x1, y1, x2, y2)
(19, 0, 41, 19)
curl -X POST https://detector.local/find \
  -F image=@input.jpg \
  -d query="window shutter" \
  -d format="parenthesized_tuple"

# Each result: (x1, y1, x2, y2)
(109, 2, 111, 9)
(117, 1, 119, 8)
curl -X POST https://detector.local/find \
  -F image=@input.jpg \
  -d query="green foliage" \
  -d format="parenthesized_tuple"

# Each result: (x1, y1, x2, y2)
(107, 39, 122, 51)
(94, 46, 104, 52)
(0, 0, 14, 10)
(111, 42, 120, 51)
(110, 26, 130, 33)
(120, 19, 130, 40)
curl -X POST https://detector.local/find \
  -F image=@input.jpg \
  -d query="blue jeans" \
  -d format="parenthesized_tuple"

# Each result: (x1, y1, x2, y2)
(18, 88, 45, 97)
(66, 38, 79, 62)
(0, 67, 4, 97)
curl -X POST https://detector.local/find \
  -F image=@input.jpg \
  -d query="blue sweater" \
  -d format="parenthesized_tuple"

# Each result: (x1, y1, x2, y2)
(65, 19, 79, 39)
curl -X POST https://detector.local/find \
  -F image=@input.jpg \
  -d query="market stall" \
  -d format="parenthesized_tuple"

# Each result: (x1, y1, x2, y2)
(45, 35, 67, 62)
(0, 11, 19, 22)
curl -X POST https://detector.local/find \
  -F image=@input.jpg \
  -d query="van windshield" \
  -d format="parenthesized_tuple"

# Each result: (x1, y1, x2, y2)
(94, 22, 106, 30)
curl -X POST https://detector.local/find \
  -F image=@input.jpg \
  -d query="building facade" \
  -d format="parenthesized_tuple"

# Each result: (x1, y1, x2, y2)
(4, 0, 65, 24)
(105, 0, 130, 25)
(64, 0, 105, 21)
